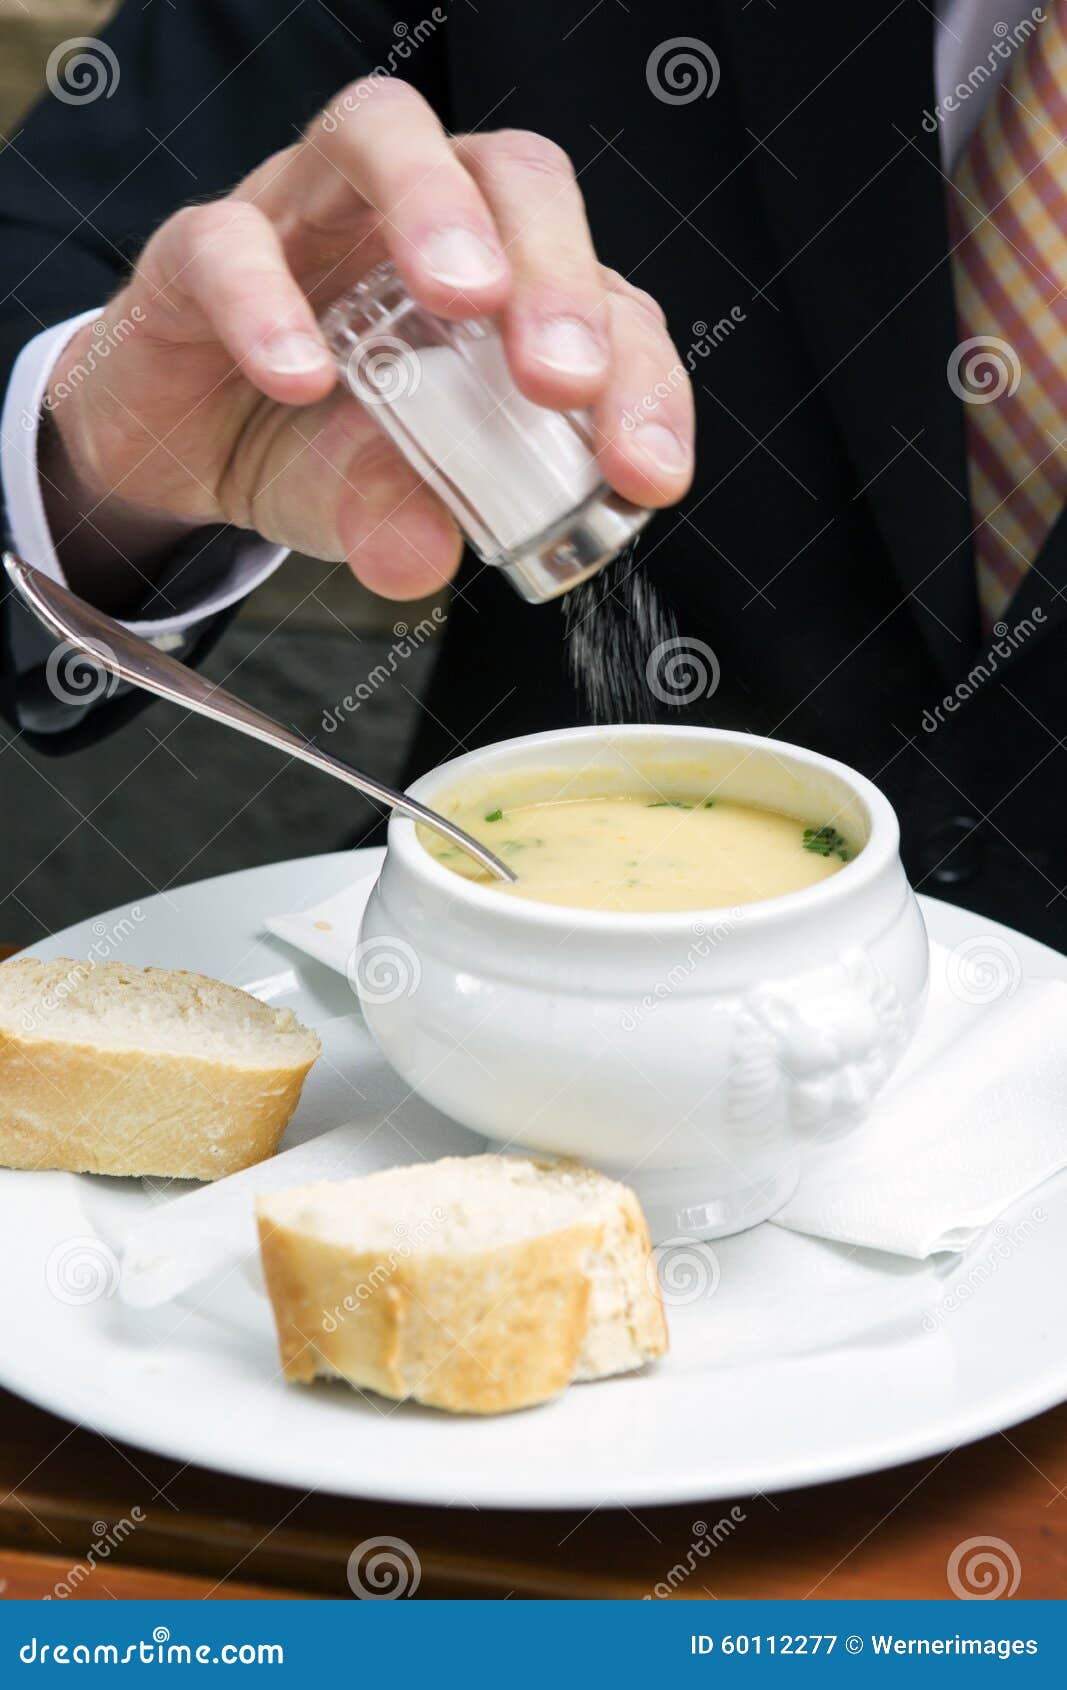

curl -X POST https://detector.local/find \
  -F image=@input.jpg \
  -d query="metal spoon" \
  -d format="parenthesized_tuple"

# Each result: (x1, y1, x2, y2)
(3, 551, 516, 884)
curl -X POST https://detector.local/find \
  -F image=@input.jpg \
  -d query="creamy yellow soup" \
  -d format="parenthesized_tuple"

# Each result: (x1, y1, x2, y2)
(421, 793, 852, 913)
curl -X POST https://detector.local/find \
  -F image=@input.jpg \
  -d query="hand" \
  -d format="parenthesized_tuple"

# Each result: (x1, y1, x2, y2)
(43, 79, 694, 606)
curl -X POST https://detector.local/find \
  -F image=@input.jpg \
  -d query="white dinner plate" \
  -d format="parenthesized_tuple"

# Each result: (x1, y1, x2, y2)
(2, 850, 1066, 1510)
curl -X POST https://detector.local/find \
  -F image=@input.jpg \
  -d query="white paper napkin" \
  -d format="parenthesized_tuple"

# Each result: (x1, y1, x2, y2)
(262, 847, 384, 975)
(114, 866, 1067, 1306)
(774, 954, 1067, 1256)
(119, 1112, 482, 1310)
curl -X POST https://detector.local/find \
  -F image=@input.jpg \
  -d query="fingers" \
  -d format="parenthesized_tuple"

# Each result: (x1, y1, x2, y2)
(456, 131, 611, 408)
(300, 80, 510, 318)
(590, 272, 695, 506)
(156, 95, 692, 549)
(340, 455, 465, 601)
(152, 201, 337, 405)
(224, 389, 464, 600)
(226, 93, 692, 510)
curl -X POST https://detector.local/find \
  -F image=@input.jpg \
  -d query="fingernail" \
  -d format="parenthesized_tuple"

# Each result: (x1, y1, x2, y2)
(631, 421, 690, 472)
(261, 331, 332, 374)
(422, 228, 506, 287)
(532, 317, 608, 375)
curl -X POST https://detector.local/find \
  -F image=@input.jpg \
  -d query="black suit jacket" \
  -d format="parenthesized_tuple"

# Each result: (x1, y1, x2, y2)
(2, 2, 1064, 942)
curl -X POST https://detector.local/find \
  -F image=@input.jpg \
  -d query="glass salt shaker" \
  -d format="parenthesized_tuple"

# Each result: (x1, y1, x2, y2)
(320, 261, 651, 602)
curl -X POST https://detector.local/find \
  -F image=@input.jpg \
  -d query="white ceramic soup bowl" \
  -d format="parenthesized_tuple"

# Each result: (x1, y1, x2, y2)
(358, 725, 929, 1240)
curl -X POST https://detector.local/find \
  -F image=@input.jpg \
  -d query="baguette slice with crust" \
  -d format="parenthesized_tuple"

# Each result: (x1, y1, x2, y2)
(0, 956, 319, 1179)
(257, 1154, 669, 1415)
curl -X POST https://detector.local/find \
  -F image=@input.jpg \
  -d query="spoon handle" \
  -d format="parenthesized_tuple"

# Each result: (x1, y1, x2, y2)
(3, 552, 516, 884)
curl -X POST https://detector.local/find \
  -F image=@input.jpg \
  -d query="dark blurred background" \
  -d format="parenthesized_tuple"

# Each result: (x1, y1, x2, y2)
(0, 2, 446, 947)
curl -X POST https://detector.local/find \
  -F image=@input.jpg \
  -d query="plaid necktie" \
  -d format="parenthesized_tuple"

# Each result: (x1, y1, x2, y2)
(948, 3, 1067, 630)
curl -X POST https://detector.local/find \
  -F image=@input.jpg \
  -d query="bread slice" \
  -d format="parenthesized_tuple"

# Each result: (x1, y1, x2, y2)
(0, 957, 319, 1179)
(257, 1155, 668, 1415)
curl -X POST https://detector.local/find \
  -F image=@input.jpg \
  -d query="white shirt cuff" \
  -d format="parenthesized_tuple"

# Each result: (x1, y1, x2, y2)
(1, 309, 287, 645)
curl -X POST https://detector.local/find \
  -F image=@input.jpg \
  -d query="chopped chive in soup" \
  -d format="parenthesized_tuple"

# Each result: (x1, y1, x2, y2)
(802, 825, 850, 861)
(420, 790, 855, 913)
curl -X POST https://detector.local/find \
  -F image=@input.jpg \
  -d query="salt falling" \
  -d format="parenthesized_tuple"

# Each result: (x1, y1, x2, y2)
(562, 541, 680, 723)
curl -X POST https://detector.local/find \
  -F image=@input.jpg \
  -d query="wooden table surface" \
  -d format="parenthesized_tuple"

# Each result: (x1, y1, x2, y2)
(2, 944, 1065, 1601)
(1, 1385, 1066, 1600)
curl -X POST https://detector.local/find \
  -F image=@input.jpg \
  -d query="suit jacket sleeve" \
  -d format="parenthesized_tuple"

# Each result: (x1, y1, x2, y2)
(0, 0, 451, 751)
